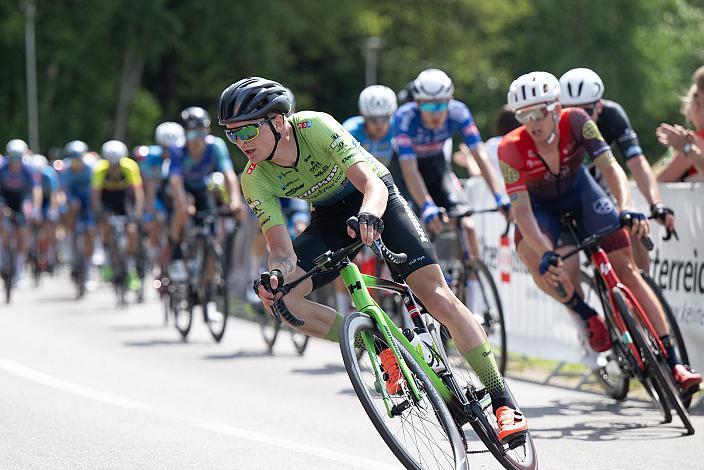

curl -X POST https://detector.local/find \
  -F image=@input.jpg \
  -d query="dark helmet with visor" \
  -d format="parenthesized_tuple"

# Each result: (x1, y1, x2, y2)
(181, 106, 211, 129)
(217, 77, 291, 125)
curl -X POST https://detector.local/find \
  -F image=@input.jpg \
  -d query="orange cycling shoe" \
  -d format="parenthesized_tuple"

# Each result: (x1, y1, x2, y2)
(672, 364, 702, 395)
(495, 406, 529, 444)
(379, 348, 403, 395)
(585, 315, 612, 352)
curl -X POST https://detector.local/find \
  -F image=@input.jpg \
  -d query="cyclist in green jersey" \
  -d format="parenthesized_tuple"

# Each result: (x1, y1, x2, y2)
(218, 77, 528, 442)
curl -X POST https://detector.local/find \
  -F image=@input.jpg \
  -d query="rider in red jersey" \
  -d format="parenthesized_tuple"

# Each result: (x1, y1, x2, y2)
(499, 72, 701, 394)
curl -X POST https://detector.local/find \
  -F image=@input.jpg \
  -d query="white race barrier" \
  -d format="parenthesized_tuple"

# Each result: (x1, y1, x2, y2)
(465, 178, 704, 374)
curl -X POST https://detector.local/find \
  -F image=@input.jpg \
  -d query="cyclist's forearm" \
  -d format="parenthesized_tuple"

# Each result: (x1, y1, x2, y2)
(133, 186, 145, 215)
(596, 154, 631, 210)
(399, 159, 433, 208)
(224, 170, 243, 206)
(33, 186, 42, 211)
(513, 192, 552, 255)
(471, 145, 505, 196)
(627, 155, 661, 206)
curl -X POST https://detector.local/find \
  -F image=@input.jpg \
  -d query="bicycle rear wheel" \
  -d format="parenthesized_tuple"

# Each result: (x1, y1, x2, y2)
(202, 245, 229, 343)
(340, 312, 468, 470)
(614, 288, 694, 434)
(458, 259, 507, 375)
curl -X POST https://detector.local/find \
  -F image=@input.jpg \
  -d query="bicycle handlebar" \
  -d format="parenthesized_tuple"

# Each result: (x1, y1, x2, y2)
(446, 206, 511, 237)
(258, 216, 408, 326)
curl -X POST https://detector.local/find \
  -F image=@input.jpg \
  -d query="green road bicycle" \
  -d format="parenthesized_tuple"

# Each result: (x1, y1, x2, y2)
(263, 217, 538, 470)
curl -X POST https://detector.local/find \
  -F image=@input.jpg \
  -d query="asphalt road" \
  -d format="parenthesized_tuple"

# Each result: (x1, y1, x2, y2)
(0, 275, 702, 469)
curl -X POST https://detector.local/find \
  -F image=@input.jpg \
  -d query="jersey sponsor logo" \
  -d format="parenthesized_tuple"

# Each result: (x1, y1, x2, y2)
(329, 133, 346, 154)
(499, 160, 520, 185)
(299, 165, 340, 199)
(395, 134, 412, 147)
(398, 193, 429, 244)
(582, 120, 602, 141)
(593, 197, 614, 215)
(285, 182, 306, 196)
(297, 121, 313, 129)
(246, 163, 257, 174)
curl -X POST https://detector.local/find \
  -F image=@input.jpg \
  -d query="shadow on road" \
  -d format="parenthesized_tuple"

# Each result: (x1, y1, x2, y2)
(521, 398, 690, 441)
(203, 350, 274, 360)
(291, 363, 347, 376)
(123, 338, 205, 347)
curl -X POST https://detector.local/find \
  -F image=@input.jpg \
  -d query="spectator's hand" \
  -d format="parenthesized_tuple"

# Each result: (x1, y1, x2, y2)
(656, 123, 689, 151)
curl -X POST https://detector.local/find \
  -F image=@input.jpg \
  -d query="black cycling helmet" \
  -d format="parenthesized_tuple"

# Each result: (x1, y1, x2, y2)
(217, 77, 291, 125)
(181, 106, 211, 129)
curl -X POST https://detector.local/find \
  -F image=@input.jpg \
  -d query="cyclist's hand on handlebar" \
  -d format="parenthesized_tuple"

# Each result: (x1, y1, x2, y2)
(539, 251, 563, 288)
(495, 193, 513, 221)
(346, 212, 384, 245)
(650, 203, 677, 234)
(253, 269, 284, 310)
(619, 210, 649, 239)
(421, 201, 444, 235)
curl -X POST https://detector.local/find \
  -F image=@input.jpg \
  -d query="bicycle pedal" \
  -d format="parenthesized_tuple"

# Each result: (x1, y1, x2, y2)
(506, 433, 527, 450)
(390, 400, 411, 417)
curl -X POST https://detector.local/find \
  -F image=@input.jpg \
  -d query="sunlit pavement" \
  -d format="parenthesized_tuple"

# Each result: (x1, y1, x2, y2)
(0, 274, 701, 469)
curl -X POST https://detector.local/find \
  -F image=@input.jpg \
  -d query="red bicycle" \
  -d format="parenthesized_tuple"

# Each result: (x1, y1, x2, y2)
(558, 212, 695, 435)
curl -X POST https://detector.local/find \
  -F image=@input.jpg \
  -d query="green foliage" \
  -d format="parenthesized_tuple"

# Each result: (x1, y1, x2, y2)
(1, 0, 702, 166)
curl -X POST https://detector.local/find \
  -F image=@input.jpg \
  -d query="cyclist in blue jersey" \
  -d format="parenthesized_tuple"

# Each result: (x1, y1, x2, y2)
(32, 154, 60, 272)
(60, 141, 96, 267)
(137, 122, 184, 268)
(393, 69, 510, 260)
(167, 106, 245, 281)
(559, 68, 676, 270)
(343, 85, 396, 166)
(1, 139, 42, 280)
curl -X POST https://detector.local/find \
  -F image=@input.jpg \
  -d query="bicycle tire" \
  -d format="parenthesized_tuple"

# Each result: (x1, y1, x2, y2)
(614, 288, 694, 434)
(171, 284, 194, 340)
(459, 259, 508, 375)
(290, 328, 309, 355)
(258, 304, 280, 352)
(340, 312, 468, 470)
(579, 270, 630, 401)
(202, 244, 229, 343)
(640, 271, 693, 409)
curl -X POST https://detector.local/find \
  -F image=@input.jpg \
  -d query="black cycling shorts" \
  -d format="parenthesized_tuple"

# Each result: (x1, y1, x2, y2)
(293, 174, 438, 290)
(417, 155, 469, 212)
(101, 191, 128, 216)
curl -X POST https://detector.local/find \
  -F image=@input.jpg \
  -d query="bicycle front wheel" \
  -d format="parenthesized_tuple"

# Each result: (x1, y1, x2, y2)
(258, 304, 280, 353)
(340, 312, 468, 470)
(614, 288, 694, 434)
(202, 246, 229, 343)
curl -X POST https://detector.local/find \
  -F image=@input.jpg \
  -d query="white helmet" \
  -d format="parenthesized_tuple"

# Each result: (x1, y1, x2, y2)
(559, 68, 604, 106)
(358, 85, 398, 117)
(155, 121, 185, 147)
(32, 154, 48, 169)
(413, 69, 454, 100)
(101, 140, 128, 164)
(6, 139, 29, 159)
(507, 71, 560, 111)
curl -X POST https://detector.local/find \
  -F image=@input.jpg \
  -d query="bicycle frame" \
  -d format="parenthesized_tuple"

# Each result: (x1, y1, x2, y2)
(589, 248, 667, 371)
(338, 260, 465, 416)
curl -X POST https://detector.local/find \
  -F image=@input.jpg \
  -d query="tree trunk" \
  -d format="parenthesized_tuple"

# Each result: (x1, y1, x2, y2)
(113, 44, 144, 142)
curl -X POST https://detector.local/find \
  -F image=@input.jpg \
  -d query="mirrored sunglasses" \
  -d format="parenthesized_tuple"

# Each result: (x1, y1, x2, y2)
(224, 120, 268, 144)
(418, 101, 449, 113)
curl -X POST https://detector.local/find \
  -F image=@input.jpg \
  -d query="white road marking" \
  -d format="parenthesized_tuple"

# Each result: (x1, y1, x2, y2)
(196, 422, 400, 470)
(0, 358, 152, 410)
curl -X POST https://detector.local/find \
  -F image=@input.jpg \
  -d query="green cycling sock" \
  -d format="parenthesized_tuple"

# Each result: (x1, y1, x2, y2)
(463, 340, 505, 396)
(323, 314, 343, 343)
